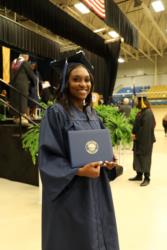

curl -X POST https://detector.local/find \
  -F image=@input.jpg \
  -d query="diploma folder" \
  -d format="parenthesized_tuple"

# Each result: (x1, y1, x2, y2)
(68, 129, 113, 168)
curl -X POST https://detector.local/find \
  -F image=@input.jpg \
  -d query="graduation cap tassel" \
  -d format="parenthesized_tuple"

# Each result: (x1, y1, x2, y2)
(141, 97, 147, 109)
(60, 59, 68, 94)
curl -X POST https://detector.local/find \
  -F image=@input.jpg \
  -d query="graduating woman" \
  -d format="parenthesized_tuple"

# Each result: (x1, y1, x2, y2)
(39, 52, 120, 250)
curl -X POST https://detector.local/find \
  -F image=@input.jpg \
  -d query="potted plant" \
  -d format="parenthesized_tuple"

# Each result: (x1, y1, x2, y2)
(22, 103, 138, 165)
(95, 105, 133, 146)
(0, 99, 7, 121)
(22, 124, 40, 165)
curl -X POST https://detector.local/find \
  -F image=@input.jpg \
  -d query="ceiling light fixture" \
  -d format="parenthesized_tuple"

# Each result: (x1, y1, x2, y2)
(74, 3, 90, 14)
(118, 57, 125, 63)
(151, 0, 165, 12)
(108, 31, 119, 38)
(93, 27, 106, 33)
(104, 38, 119, 44)
(121, 37, 124, 43)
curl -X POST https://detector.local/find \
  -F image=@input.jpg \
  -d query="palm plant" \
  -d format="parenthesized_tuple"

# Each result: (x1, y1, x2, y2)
(0, 100, 6, 121)
(21, 101, 53, 165)
(95, 105, 133, 146)
(22, 124, 40, 165)
(22, 103, 138, 165)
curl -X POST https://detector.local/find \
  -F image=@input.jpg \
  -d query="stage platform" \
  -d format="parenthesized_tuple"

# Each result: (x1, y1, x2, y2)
(0, 122, 39, 186)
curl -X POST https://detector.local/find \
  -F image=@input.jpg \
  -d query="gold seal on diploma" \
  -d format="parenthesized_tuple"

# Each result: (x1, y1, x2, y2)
(85, 140, 99, 154)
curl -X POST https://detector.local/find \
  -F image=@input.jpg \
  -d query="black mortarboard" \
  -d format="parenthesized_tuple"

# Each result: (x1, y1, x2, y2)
(136, 94, 148, 108)
(136, 93, 147, 98)
(50, 51, 94, 93)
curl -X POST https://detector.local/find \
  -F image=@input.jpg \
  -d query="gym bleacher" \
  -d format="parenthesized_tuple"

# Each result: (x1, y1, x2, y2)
(113, 85, 167, 105)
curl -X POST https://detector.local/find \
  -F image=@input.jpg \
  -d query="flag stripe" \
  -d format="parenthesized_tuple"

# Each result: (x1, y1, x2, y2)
(91, 0, 105, 12)
(83, 0, 106, 19)
(86, 0, 105, 14)
(91, 0, 105, 9)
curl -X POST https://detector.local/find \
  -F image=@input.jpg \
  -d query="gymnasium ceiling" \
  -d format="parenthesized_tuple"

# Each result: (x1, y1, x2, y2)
(50, 0, 167, 63)
(1, 0, 167, 63)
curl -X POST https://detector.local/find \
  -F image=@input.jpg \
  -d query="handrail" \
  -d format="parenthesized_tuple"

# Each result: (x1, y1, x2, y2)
(0, 78, 46, 110)
(0, 97, 38, 126)
(0, 78, 47, 125)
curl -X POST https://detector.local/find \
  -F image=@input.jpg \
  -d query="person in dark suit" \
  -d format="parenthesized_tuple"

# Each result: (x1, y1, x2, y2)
(129, 95, 156, 186)
(118, 97, 131, 118)
(28, 61, 43, 118)
(10, 53, 36, 124)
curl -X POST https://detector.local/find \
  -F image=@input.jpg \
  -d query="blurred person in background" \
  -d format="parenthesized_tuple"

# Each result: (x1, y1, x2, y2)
(40, 80, 54, 104)
(162, 114, 167, 136)
(29, 61, 43, 118)
(10, 53, 36, 124)
(129, 96, 156, 186)
(118, 97, 131, 118)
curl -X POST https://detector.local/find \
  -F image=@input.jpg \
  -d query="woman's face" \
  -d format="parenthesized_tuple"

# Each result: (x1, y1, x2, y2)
(68, 65, 92, 103)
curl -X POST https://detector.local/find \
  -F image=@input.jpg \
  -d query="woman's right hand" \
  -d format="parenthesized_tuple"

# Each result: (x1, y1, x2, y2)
(131, 133, 136, 140)
(76, 161, 102, 178)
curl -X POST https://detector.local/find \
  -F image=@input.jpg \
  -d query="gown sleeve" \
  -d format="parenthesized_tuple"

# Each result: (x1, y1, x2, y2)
(38, 105, 78, 200)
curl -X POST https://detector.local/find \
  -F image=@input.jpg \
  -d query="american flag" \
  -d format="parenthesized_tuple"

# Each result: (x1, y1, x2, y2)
(82, 0, 106, 19)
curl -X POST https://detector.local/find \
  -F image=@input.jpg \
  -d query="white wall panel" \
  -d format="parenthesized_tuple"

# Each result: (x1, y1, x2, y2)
(115, 55, 167, 91)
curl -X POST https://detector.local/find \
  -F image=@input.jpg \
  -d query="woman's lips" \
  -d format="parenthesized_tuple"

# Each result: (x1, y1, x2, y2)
(78, 90, 88, 94)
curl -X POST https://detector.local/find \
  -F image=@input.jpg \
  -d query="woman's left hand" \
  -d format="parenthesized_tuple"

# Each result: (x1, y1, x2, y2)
(102, 161, 116, 170)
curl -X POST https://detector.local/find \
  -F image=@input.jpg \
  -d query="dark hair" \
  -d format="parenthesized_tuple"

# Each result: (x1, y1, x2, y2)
(137, 97, 151, 109)
(56, 64, 94, 110)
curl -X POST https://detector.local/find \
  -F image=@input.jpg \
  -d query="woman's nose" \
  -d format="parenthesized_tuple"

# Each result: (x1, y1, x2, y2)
(79, 80, 87, 87)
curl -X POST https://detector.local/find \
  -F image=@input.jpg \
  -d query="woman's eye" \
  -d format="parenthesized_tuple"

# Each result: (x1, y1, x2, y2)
(73, 77, 80, 82)
(72, 77, 90, 82)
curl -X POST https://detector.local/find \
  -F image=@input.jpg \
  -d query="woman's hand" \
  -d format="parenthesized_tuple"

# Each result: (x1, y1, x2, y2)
(131, 133, 136, 140)
(102, 161, 116, 170)
(76, 161, 103, 178)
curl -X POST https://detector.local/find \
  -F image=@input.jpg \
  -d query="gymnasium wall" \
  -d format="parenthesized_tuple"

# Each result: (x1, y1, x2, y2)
(115, 55, 167, 90)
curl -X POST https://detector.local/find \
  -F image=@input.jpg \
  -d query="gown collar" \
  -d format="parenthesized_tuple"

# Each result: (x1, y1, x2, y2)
(68, 105, 97, 121)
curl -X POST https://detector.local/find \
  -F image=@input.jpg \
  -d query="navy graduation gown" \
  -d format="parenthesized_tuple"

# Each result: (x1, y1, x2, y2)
(39, 103, 119, 250)
(132, 108, 156, 173)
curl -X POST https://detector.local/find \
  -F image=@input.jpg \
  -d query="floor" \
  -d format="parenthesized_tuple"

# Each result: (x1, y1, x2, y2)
(113, 130, 167, 250)
(0, 107, 167, 250)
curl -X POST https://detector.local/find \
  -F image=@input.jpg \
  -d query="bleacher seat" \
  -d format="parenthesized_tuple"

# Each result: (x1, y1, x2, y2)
(146, 85, 167, 99)
(112, 85, 167, 105)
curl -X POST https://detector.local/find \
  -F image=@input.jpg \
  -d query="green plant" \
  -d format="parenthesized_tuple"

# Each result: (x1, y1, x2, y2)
(0, 113, 5, 121)
(0, 100, 6, 121)
(22, 125, 40, 165)
(95, 105, 133, 146)
(128, 106, 139, 125)
(39, 100, 53, 117)
(21, 101, 53, 165)
(22, 104, 138, 165)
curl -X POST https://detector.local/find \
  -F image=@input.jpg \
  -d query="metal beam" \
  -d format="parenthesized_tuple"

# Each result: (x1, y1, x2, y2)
(138, 48, 154, 63)
(121, 45, 138, 60)
(142, 3, 167, 45)
(130, 20, 162, 56)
